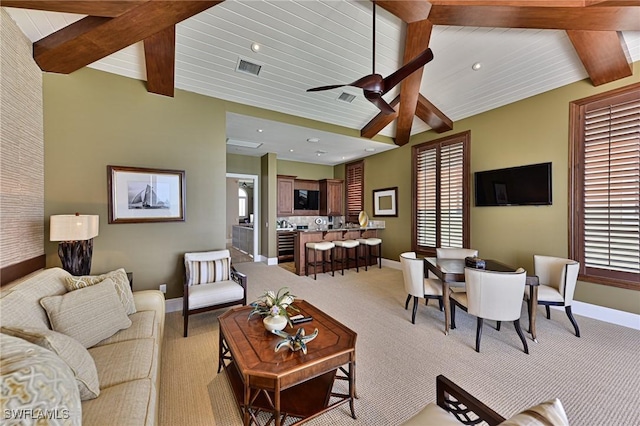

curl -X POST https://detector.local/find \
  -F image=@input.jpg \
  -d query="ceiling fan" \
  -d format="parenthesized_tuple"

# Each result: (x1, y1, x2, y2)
(307, 2, 434, 115)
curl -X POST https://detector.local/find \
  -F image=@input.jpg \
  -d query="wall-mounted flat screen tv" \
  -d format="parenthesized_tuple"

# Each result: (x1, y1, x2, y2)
(294, 189, 320, 210)
(475, 162, 552, 206)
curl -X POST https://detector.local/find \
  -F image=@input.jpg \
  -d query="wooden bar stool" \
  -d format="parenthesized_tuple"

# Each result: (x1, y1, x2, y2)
(305, 241, 335, 280)
(332, 239, 360, 275)
(356, 238, 382, 271)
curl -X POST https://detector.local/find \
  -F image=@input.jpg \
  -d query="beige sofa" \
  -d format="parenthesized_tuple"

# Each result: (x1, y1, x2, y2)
(0, 267, 165, 425)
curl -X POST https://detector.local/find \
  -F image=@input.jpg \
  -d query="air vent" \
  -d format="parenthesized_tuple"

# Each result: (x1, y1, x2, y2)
(337, 92, 356, 103)
(235, 58, 262, 77)
(226, 139, 263, 149)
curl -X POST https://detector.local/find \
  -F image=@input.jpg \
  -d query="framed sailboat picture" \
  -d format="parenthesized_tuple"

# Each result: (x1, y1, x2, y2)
(108, 166, 185, 224)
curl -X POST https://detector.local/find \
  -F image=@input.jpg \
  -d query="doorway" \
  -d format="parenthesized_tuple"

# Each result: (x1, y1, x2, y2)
(226, 173, 259, 263)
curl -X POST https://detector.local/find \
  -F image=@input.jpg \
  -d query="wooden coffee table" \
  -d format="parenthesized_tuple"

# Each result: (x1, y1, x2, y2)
(218, 299, 357, 426)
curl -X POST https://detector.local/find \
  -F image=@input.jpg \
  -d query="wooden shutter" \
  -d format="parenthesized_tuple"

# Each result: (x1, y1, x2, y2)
(345, 160, 364, 223)
(440, 142, 465, 248)
(416, 146, 437, 248)
(583, 94, 640, 280)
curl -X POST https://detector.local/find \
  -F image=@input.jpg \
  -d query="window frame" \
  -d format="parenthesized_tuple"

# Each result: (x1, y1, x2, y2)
(569, 82, 640, 291)
(412, 131, 471, 256)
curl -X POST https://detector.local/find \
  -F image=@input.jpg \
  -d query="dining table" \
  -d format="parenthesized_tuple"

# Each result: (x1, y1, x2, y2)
(424, 257, 540, 342)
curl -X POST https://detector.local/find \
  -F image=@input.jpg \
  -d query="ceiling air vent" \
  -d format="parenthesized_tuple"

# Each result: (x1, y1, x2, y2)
(337, 92, 356, 103)
(235, 58, 262, 77)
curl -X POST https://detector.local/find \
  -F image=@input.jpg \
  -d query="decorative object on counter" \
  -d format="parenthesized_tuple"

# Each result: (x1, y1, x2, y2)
(358, 211, 369, 228)
(107, 165, 185, 224)
(272, 327, 319, 354)
(465, 256, 486, 269)
(248, 287, 299, 331)
(373, 187, 398, 217)
(50, 213, 99, 276)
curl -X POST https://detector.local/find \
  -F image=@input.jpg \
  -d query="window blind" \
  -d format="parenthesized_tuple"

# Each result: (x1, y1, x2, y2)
(583, 97, 640, 277)
(345, 160, 364, 223)
(440, 142, 465, 248)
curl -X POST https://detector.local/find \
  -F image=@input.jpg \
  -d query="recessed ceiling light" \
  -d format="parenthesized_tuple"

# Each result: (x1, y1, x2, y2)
(256, 129, 263, 133)
(471, 62, 482, 71)
(365, 148, 375, 152)
(315, 150, 327, 156)
(289, 149, 294, 152)
(251, 42, 261, 53)
(307, 138, 320, 143)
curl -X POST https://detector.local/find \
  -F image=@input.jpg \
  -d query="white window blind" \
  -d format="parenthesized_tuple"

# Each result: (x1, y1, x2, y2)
(416, 148, 437, 247)
(440, 143, 465, 248)
(345, 160, 364, 222)
(583, 97, 640, 277)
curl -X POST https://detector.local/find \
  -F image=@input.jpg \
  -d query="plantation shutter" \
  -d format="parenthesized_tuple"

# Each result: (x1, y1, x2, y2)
(440, 142, 465, 248)
(345, 160, 364, 223)
(416, 147, 437, 247)
(583, 95, 640, 278)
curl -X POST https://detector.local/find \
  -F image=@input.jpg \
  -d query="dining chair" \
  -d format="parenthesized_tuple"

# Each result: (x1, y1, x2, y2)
(400, 252, 444, 324)
(450, 267, 529, 353)
(436, 247, 479, 291)
(526, 255, 581, 337)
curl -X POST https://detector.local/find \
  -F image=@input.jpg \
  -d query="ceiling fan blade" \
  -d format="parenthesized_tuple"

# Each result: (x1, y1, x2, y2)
(382, 48, 434, 95)
(364, 91, 396, 115)
(307, 84, 347, 92)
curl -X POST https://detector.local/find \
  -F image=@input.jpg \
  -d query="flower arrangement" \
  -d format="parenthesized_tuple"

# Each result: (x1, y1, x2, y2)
(248, 287, 299, 326)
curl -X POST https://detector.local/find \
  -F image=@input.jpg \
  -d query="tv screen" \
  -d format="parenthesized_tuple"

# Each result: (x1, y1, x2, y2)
(294, 189, 320, 210)
(475, 162, 552, 206)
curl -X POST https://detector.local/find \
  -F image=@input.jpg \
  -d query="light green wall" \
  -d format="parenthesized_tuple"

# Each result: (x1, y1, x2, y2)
(277, 159, 334, 180)
(366, 62, 640, 314)
(261, 154, 277, 257)
(43, 68, 227, 299)
(227, 153, 261, 175)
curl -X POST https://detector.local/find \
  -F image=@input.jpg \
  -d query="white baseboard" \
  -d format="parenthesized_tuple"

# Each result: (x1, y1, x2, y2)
(166, 297, 182, 313)
(266, 257, 278, 266)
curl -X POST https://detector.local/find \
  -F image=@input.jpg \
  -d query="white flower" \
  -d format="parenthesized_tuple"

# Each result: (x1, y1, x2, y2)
(281, 295, 294, 307)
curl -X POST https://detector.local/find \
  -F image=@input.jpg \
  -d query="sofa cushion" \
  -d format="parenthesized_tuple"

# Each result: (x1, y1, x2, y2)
(499, 398, 569, 426)
(0, 333, 82, 425)
(0, 267, 71, 329)
(40, 278, 132, 348)
(64, 268, 136, 315)
(94, 310, 157, 347)
(81, 379, 156, 426)
(1, 326, 100, 400)
(402, 402, 462, 426)
(88, 339, 156, 389)
(187, 280, 244, 309)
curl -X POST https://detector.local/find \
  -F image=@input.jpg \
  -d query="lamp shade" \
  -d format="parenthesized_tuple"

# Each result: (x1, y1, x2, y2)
(50, 215, 99, 242)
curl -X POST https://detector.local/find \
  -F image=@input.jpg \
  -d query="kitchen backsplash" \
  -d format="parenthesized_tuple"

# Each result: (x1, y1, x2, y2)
(276, 216, 385, 230)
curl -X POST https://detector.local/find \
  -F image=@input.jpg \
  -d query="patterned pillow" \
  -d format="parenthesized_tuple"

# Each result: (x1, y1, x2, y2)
(0, 333, 82, 425)
(1, 326, 100, 400)
(65, 268, 136, 315)
(499, 398, 569, 426)
(187, 258, 230, 285)
(40, 278, 132, 348)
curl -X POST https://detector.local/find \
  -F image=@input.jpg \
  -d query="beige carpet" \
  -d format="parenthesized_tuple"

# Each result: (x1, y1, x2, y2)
(159, 262, 640, 426)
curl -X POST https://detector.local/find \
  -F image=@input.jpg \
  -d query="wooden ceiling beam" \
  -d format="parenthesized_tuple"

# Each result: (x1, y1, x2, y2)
(395, 20, 433, 147)
(428, 1, 602, 6)
(0, 1, 145, 17)
(375, 1, 432, 23)
(361, 96, 400, 139)
(427, 5, 640, 30)
(567, 30, 632, 86)
(416, 94, 453, 133)
(144, 26, 176, 97)
(33, 1, 222, 74)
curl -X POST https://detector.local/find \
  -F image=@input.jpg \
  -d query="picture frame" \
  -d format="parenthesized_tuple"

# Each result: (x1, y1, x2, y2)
(107, 165, 185, 224)
(373, 187, 398, 217)
(494, 182, 508, 205)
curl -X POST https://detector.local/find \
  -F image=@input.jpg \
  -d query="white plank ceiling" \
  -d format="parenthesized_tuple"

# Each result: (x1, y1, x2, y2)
(5, 1, 640, 165)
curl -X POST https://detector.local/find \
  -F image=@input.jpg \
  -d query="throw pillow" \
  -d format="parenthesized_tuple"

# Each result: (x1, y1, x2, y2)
(187, 258, 230, 285)
(40, 278, 132, 348)
(0, 333, 82, 425)
(1, 326, 100, 400)
(499, 398, 569, 426)
(65, 268, 136, 315)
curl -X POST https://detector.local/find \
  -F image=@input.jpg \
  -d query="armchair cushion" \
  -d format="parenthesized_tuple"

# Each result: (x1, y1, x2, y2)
(498, 398, 569, 426)
(528, 284, 565, 303)
(188, 281, 245, 310)
(185, 250, 231, 285)
(402, 402, 461, 426)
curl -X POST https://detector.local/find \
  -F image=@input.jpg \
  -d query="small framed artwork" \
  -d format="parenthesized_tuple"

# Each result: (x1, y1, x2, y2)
(108, 165, 186, 224)
(373, 187, 398, 217)
(494, 183, 508, 205)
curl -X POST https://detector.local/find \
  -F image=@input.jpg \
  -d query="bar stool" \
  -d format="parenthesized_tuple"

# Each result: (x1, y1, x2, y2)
(356, 237, 382, 271)
(332, 239, 360, 275)
(305, 241, 335, 280)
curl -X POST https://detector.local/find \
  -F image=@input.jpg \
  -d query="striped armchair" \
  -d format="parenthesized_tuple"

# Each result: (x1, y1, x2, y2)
(183, 250, 247, 337)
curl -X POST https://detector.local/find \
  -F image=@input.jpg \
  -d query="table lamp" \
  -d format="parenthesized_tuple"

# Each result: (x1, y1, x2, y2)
(50, 213, 99, 276)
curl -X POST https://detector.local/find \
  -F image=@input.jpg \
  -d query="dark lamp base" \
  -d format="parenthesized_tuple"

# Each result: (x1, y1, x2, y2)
(58, 239, 94, 276)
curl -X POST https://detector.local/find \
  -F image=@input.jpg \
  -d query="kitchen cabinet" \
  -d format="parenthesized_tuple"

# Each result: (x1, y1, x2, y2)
(319, 179, 343, 216)
(277, 175, 295, 216)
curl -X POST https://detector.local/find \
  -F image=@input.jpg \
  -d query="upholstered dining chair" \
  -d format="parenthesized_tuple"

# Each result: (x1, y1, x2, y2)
(450, 267, 529, 354)
(436, 247, 479, 291)
(400, 252, 444, 324)
(183, 250, 247, 337)
(526, 255, 581, 337)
